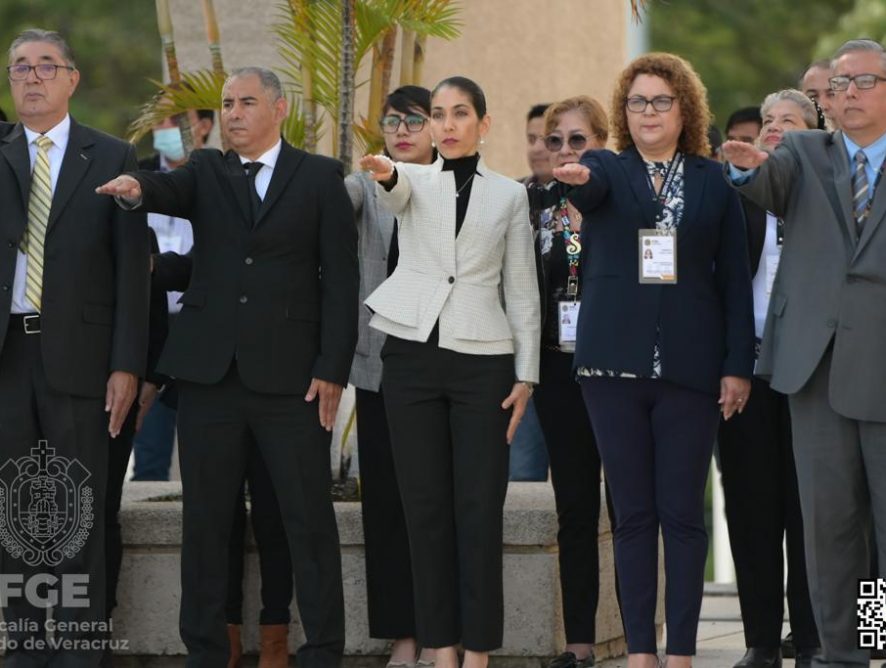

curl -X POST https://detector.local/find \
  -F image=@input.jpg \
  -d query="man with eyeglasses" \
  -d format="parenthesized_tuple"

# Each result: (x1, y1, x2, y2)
(0, 28, 149, 667)
(723, 38, 886, 667)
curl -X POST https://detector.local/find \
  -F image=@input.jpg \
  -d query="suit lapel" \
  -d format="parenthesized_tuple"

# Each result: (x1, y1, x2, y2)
(223, 151, 253, 226)
(455, 163, 488, 252)
(46, 119, 94, 234)
(618, 148, 658, 228)
(826, 132, 857, 246)
(255, 141, 305, 227)
(0, 124, 33, 225)
(854, 153, 886, 259)
(678, 154, 706, 240)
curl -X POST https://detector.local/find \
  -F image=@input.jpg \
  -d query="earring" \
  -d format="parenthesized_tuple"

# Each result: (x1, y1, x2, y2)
(431, 141, 436, 147)
(480, 138, 485, 145)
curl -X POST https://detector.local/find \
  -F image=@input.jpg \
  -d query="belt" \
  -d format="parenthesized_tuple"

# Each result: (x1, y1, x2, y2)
(8, 313, 41, 334)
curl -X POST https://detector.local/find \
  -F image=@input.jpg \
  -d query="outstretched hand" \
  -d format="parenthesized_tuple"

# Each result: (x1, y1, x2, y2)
(96, 175, 142, 201)
(721, 141, 769, 170)
(358, 154, 396, 183)
(552, 163, 591, 186)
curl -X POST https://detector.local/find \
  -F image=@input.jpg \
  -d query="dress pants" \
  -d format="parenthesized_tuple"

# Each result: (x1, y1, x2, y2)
(355, 387, 416, 639)
(176, 362, 344, 668)
(788, 348, 886, 667)
(226, 439, 293, 626)
(534, 349, 616, 644)
(0, 325, 108, 668)
(106, 407, 137, 619)
(718, 377, 818, 651)
(580, 376, 719, 656)
(381, 336, 514, 652)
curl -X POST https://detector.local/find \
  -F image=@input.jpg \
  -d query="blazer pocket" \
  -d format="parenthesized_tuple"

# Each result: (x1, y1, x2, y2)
(177, 289, 206, 309)
(771, 293, 787, 317)
(82, 303, 113, 325)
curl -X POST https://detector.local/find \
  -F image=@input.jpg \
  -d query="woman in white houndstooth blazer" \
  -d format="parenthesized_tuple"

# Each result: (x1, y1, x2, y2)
(360, 76, 541, 668)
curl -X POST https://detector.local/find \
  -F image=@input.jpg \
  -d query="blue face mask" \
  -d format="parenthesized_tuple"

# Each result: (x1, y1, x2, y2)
(152, 127, 185, 162)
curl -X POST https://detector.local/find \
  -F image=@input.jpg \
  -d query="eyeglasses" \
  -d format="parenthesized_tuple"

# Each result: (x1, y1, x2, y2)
(828, 73, 886, 91)
(379, 114, 427, 134)
(625, 95, 676, 113)
(7, 63, 75, 81)
(544, 134, 592, 152)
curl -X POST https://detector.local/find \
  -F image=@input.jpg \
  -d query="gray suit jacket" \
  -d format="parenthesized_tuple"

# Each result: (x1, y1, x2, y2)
(345, 171, 396, 392)
(734, 129, 886, 421)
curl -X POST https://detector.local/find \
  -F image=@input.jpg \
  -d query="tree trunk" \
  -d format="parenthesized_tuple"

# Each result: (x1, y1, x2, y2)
(412, 33, 426, 85)
(155, 0, 194, 154)
(367, 27, 397, 137)
(338, 0, 356, 173)
(399, 28, 416, 86)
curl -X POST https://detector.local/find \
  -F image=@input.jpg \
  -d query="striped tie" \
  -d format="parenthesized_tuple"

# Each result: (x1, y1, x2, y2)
(853, 150, 870, 233)
(22, 135, 54, 311)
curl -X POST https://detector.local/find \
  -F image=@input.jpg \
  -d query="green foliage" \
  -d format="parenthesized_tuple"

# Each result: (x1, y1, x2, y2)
(814, 0, 886, 58)
(649, 0, 855, 129)
(128, 70, 227, 143)
(0, 0, 160, 143)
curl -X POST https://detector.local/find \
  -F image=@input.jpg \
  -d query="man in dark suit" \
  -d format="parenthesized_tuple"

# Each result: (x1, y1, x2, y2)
(98, 66, 358, 668)
(0, 29, 149, 666)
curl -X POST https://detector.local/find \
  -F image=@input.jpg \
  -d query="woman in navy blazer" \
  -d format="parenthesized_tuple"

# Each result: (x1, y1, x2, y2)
(556, 53, 754, 668)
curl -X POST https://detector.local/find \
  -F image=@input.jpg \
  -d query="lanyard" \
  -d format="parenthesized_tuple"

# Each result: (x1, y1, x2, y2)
(644, 152, 683, 224)
(557, 196, 582, 298)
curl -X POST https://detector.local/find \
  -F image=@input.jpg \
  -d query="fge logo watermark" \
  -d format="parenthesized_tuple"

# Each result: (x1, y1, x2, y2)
(0, 573, 90, 608)
(0, 441, 93, 567)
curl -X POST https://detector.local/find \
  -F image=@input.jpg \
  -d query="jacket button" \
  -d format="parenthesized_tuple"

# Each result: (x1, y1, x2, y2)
(826, 318, 837, 327)
(239, 295, 248, 304)
(1, 285, 8, 291)
(448, 276, 455, 284)
(244, 257, 253, 265)
(7, 241, 13, 248)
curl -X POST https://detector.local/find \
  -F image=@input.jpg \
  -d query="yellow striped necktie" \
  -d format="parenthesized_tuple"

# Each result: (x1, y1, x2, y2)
(23, 134, 54, 311)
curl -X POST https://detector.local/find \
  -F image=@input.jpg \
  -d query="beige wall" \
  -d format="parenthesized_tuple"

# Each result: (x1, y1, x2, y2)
(168, 0, 630, 177)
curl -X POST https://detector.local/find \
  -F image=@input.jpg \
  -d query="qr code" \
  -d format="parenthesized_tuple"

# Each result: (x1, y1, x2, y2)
(858, 579, 886, 649)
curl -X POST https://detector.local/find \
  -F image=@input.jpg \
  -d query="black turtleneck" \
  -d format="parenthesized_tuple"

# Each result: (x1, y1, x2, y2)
(442, 154, 480, 236)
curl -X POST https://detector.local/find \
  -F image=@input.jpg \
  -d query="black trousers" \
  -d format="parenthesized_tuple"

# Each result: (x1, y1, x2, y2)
(580, 376, 719, 656)
(0, 326, 108, 668)
(177, 363, 344, 668)
(355, 387, 416, 639)
(226, 438, 294, 626)
(106, 406, 136, 619)
(534, 349, 617, 645)
(718, 377, 819, 651)
(381, 336, 514, 652)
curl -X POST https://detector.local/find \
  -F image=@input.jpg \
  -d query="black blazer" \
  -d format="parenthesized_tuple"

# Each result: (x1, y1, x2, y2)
(131, 142, 359, 394)
(568, 147, 754, 395)
(0, 119, 150, 397)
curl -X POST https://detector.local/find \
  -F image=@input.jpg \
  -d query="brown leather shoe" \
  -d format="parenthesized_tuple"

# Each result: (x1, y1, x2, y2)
(259, 624, 290, 668)
(227, 624, 243, 668)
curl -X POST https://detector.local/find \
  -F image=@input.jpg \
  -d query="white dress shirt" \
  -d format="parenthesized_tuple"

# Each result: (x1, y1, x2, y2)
(237, 139, 282, 201)
(12, 115, 71, 314)
(751, 212, 781, 339)
(149, 154, 194, 314)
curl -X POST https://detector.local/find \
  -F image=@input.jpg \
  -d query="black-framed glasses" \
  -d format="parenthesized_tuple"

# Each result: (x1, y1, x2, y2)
(625, 95, 676, 113)
(829, 73, 886, 91)
(7, 63, 75, 81)
(379, 114, 427, 134)
(544, 134, 592, 152)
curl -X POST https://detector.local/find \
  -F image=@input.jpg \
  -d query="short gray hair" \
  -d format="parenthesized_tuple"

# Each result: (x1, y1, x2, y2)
(800, 59, 831, 86)
(760, 89, 818, 130)
(8, 29, 76, 67)
(225, 67, 283, 101)
(831, 38, 886, 73)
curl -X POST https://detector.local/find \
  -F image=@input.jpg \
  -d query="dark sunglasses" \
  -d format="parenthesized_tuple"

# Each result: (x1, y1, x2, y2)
(379, 114, 428, 134)
(544, 134, 592, 152)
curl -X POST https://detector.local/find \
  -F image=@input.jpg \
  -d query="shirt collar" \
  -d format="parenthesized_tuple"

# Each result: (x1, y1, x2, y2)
(238, 139, 282, 170)
(842, 129, 886, 170)
(23, 114, 71, 149)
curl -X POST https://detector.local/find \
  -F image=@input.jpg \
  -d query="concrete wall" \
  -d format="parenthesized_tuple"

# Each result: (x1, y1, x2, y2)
(165, 0, 631, 177)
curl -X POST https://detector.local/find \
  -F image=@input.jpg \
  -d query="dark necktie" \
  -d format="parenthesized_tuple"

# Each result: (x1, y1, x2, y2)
(852, 150, 870, 235)
(243, 161, 263, 224)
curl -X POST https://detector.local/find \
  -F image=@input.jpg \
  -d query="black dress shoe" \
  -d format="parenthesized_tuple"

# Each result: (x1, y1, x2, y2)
(794, 647, 820, 668)
(733, 647, 782, 668)
(547, 652, 595, 668)
(780, 633, 795, 659)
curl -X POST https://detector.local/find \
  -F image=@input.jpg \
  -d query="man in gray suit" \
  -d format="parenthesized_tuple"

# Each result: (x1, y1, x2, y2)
(722, 38, 886, 667)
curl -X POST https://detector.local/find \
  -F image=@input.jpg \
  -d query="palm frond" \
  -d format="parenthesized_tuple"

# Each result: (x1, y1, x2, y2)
(397, 0, 462, 40)
(127, 69, 226, 143)
(629, 0, 652, 22)
(282, 94, 310, 148)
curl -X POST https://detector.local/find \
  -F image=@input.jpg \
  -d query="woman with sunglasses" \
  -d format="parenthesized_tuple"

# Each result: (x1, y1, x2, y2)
(555, 54, 754, 668)
(344, 85, 436, 668)
(526, 96, 614, 668)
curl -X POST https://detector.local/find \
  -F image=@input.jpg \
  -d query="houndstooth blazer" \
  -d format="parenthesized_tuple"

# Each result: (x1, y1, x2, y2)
(364, 156, 541, 383)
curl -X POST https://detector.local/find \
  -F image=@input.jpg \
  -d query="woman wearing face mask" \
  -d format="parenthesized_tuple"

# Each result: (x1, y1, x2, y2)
(717, 89, 821, 668)
(527, 96, 616, 668)
(344, 85, 436, 668)
(358, 76, 541, 668)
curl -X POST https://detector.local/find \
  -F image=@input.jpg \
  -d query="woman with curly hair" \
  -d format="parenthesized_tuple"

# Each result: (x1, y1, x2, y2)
(555, 53, 754, 668)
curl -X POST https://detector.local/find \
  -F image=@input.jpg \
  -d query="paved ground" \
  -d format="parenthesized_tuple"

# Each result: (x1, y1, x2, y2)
(597, 593, 885, 667)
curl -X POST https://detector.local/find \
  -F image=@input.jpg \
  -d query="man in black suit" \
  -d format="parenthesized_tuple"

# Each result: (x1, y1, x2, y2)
(0, 29, 149, 666)
(98, 66, 358, 668)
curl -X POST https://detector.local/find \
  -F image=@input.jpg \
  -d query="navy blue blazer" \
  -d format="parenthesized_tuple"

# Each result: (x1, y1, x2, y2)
(568, 146, 754, 396)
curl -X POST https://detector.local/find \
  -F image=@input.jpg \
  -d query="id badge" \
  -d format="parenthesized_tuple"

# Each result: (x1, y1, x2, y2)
(765, 251, 781, 298)
(639, 230, 677, 284)
(558, 301, 580, 352)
